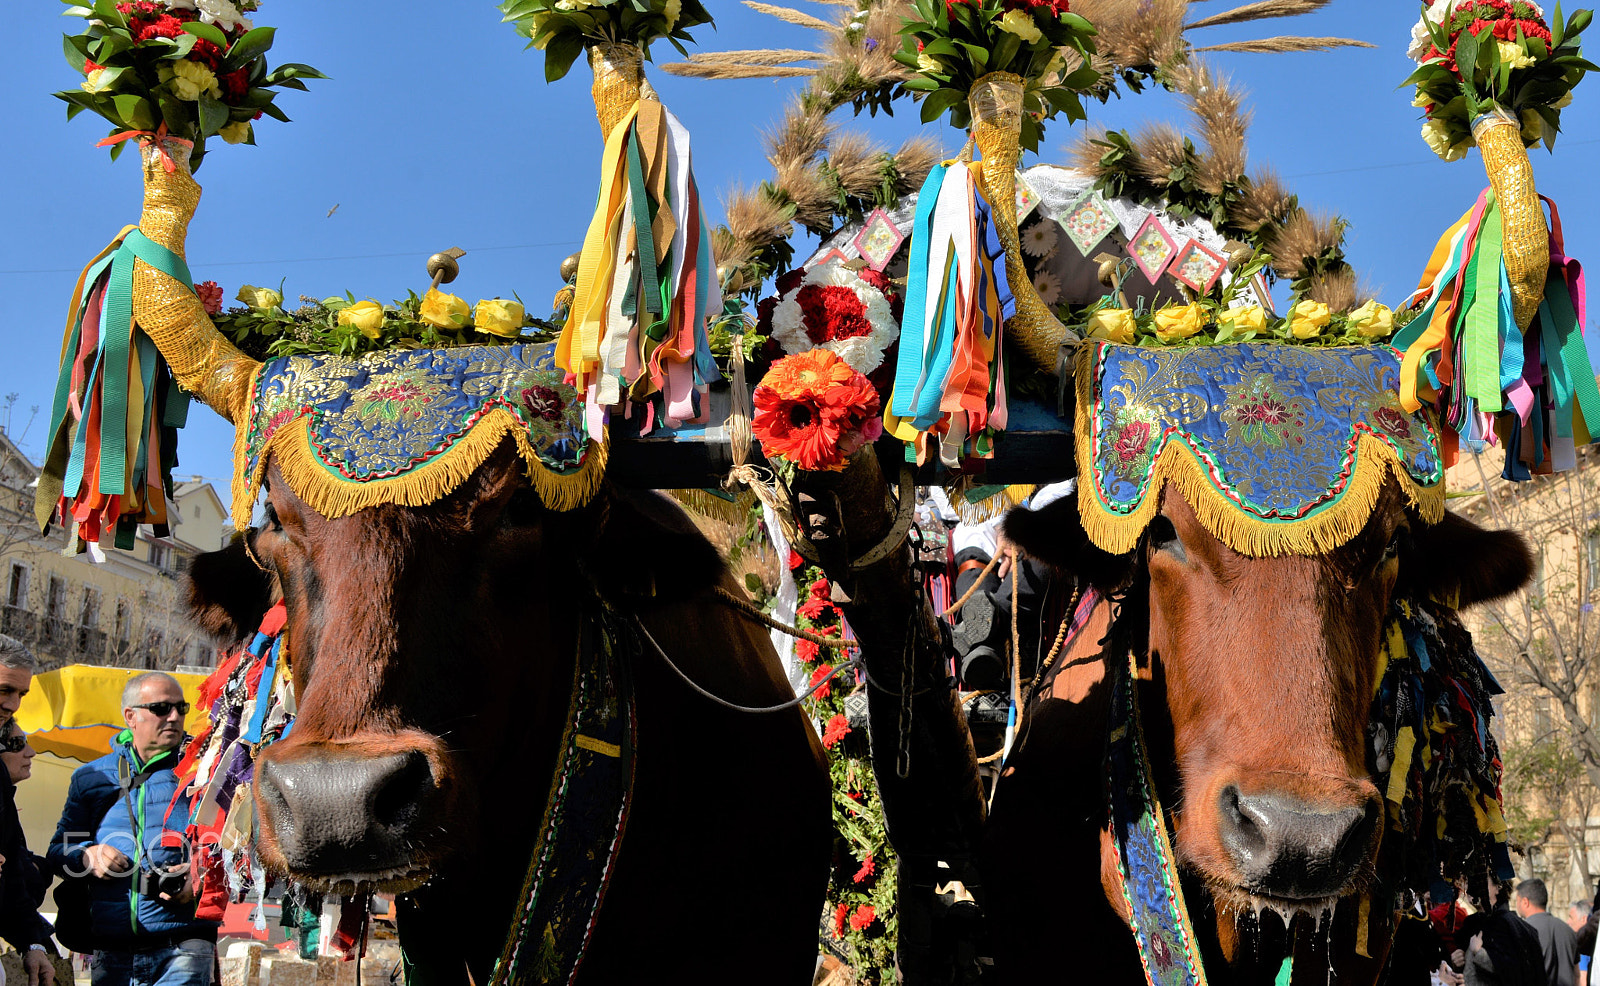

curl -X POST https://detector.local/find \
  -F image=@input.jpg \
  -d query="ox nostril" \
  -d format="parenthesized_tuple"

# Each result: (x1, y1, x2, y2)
(370, 752, 429, 831)
(1219, 785, 1268, 860)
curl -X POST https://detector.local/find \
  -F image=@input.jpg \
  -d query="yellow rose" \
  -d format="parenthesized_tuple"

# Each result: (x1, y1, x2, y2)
(1220, 305, 1266, 335)
(916, 52, 944, 74)
(1496, 40, 1535, 70)
(1347, 299, 1395, 338)
(1410, 90, 1433, 109)
(219, 121, 251, 145)
(1421, 119, 1470, 162)
(1086, 308, 1137, 345)
(996, 9, 1043, 44)
(474, 299, 526, 339)
(664, 0, 681, 28)
(169, 59, 219, 103)
(1152, 303, 1205, 344)
(1520, 108, 1549, 143)
(235, 285, 282, 310)
(1042, 50, 1067, 79)
(81, 68, 110, 94)
(338, 300, 387, 339)
(419, 289, 471, 329)
(1288, 299, 1332, 340)
(1553, 91, 1574, 109)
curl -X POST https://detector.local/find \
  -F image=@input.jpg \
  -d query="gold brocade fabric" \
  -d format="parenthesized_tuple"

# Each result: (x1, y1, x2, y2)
(970, 72, 1072, 373)
(591, 43, 645, 140)
(133, 140, 259, 423)
(1473, 107, 1549, 331)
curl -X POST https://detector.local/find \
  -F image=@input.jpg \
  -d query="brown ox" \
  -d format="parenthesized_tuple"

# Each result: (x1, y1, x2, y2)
(978, 482, 1531, 983)
(184, 442, 831, 985)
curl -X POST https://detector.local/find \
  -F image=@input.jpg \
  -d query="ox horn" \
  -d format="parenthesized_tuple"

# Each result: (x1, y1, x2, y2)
(133, 138, 261, 424)
(969, 72, 1079, 373)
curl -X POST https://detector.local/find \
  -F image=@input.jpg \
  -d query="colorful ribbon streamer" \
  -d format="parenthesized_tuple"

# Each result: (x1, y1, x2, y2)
(1394, 193, 1597, 479)
(556, 97, 723, 438)
(886, 160, 1014, 468)
(37, 227, 192, 549)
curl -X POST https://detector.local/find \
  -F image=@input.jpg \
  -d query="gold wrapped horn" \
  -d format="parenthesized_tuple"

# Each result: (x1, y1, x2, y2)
(969, 72, 1077, 373)
(591, 42, 647, 139)
(134, 139, 260, 424)
(1473, 106, 1549, 331)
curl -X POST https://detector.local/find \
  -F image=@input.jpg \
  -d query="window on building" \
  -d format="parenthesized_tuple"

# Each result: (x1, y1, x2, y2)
(5, 564, 26, 608)
(114, 599, 130, 641)
(143, 628, 164, 669)
(45, 577, 66, 620)
(147, 542, 171, 573)
(78, 587, 100, 629)
(1533, 696, 1554, 741)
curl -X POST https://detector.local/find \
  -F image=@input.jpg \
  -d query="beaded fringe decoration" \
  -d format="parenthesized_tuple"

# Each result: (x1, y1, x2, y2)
(970, 72, 1074, 372)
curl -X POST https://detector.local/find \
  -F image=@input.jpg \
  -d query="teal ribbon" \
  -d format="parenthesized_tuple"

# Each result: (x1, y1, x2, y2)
(1542, 269, 1600, 438)
(891, 162, 949, 419)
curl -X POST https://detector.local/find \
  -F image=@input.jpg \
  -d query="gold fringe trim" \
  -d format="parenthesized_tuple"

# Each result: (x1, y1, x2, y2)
(1073, 346, 1445, 558)
(231, 407, 606, 528)
(945, 482, 1038, 524)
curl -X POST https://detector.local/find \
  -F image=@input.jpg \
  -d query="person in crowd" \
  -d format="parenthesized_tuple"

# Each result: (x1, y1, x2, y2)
(1516, 879, 1579, 986)
(1442, 880, 1546, 986)
(1568, 901, 1594, 986)
(0, 636, 58, 986)
(48, 672, 217, 986)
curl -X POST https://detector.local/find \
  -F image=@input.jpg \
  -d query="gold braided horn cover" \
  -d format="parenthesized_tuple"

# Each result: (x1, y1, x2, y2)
(591, 42, 646, 139)
(135, 139, 260, 423)
(1473, 106, 1549, 331)
(970, 72, 1076, 372)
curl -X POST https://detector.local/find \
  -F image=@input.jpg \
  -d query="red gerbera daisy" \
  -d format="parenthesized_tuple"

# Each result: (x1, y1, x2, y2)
(822, 713, 850, 748)
(849, 904, 877, 931)
(853, 855, 876, 883)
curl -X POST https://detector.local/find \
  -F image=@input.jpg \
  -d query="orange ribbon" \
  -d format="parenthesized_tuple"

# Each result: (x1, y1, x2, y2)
(95, 124, 192, 173)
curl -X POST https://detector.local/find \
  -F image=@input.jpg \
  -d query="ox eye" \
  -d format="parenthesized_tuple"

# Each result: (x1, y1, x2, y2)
(263, 501, 283, 534)
(1148, 516, 1188, 563)
(1383, 526, 1410, 564)
(502, 488, 543, 529)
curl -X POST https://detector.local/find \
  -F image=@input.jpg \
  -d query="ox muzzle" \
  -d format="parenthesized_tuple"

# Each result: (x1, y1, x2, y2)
(1214, 781, 1380, 903)
(255, 732, 450, 891)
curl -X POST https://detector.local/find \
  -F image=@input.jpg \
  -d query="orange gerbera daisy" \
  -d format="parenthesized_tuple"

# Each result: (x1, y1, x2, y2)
(753, 349, 884, 472)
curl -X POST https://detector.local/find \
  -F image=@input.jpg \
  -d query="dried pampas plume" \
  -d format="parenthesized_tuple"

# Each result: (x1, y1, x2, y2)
(1230, 168, 1297, 233)
(1185, 0, 1333, 31)
(1194, 36, 1375, 53)
(1303, 268, 1359, 312)
(1132, 123, 1190, 187)
(1267, 211, 1344, 280)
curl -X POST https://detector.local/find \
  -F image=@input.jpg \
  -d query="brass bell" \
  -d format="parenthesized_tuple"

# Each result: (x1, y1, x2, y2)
(560, 252, 582, 283)
(717, 264, 745, 296)
(427, 247, 466, 289)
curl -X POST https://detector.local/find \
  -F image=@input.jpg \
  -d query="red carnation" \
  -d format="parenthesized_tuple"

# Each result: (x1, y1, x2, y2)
(188, 38, 224, 69)
(193, 281, 224, 315)
(849, 905, 877, 931)
(853, 855, 876, 883)
(133, 14, 185, 42)
(822, 713, 850, 748)
(221, 68, 251, 102)
(808, 577, 831, 601)
(796, 284, 875, 345)
(796, 638, 821, 666)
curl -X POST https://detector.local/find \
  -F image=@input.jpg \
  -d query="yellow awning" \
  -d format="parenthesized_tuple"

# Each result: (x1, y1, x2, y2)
(16, 665, 210, 763)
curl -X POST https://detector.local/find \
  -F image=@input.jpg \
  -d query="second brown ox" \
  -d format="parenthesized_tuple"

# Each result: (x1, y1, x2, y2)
(980, 481, 1531, 984)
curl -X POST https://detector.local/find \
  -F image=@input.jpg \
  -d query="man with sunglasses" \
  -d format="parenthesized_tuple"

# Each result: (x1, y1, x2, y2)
(48, 672, 217, 986)
(0, 635, 58, 986)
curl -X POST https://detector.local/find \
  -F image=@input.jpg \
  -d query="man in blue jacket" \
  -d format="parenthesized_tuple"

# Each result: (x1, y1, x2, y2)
(48, 672, 218, 986)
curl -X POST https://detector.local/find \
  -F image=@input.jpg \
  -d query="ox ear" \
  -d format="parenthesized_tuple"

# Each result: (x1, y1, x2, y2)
(182, 533, 275, 649)
(1405, 511, 1533, 608)
(1002, 492, 1136, 592)
(581, 489, 727, 601)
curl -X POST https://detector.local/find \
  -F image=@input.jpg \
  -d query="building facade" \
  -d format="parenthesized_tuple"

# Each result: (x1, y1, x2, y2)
(0, 429, 229, 673)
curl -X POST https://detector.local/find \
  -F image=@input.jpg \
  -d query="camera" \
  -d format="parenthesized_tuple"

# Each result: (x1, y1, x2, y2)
(136, 867, 188, 899)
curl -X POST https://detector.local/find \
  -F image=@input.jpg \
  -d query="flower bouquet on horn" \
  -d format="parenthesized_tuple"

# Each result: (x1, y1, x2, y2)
(56, 0, 324, 170)
(1394, 0, 1598, 478)
(753, 350, 884, 474)
(38, 0, 321, 551)
(499, 0, 713, 82)
(510, 3, 725, 439)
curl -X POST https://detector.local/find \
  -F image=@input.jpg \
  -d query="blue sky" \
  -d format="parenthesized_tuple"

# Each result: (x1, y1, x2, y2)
(1, 0, 1596, 508)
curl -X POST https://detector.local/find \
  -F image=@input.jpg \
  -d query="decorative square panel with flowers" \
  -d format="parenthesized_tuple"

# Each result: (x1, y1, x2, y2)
(1128, 214, 1179, 283)
(1168, 239, 1227, 294)
(1056, 188, 1118, 257)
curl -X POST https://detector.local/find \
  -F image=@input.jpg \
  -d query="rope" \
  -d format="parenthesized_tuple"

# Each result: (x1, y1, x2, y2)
(633, 615, 863, 714)
(711, 586, 858, 649)
(939, 551, 1001, 619)
(1026, 583, 1082, 699)
(719, 333, 804, 547)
